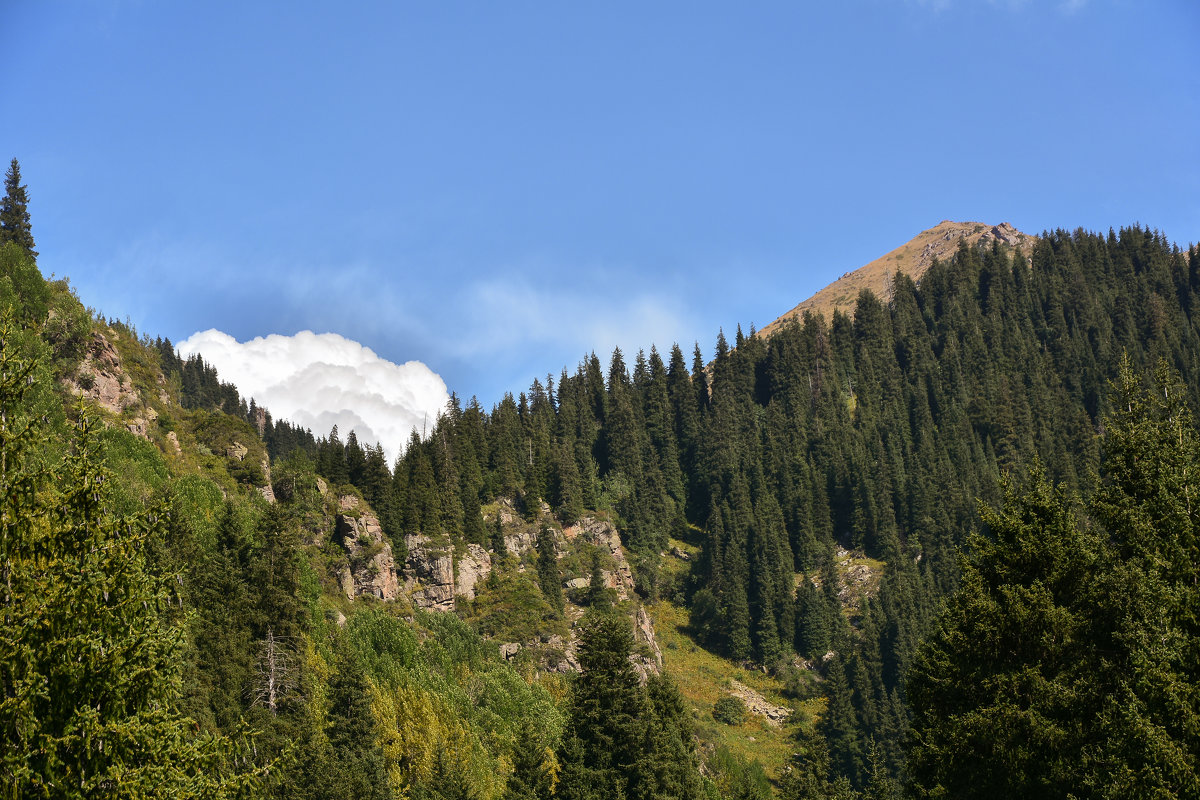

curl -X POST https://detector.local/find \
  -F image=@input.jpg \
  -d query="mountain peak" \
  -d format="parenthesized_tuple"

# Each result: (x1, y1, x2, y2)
(760, 220, 1036, 337)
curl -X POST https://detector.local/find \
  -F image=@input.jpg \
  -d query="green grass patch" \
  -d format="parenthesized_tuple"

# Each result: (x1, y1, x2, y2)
(649, 598, 823, 782)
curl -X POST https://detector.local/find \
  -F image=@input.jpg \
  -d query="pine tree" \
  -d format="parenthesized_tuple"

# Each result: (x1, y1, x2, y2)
(823, 658, 864, 787)
(491, 511, 509, 559)
(317, 653, 390, 800)
(0, 159, 36, 259)
(780, 725, 837, 800)
(506, 715, 557, 800)
(905, 356, 1200, 800)
(1082, 359, 1200, 796)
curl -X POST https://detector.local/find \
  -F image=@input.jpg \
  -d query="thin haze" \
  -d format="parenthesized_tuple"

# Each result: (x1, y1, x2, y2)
(6, 1, 1199, 450)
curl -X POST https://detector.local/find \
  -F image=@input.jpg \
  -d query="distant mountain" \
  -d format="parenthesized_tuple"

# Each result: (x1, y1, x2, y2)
(760, 220, 1035, 336)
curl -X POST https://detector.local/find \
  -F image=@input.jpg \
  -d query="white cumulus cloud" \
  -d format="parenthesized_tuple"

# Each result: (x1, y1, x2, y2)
(176, 329, 450, 465)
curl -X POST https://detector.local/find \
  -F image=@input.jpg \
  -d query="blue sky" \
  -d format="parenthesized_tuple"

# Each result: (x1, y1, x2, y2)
(6, 1, 1199, 453)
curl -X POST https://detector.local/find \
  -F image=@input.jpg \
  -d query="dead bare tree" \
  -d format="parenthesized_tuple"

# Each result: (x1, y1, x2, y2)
(250, 627, 295, 716)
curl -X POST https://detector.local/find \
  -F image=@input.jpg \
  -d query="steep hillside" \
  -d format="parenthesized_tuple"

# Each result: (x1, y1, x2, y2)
(759, 220, 1035, 335)
(1, 234, 716, 799)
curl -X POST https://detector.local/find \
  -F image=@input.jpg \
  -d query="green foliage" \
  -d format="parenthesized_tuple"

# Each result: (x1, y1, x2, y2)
(905, 469, 1096, 797)
(557, 612, 705, 800)
(42, 277, 91, 375)
(170, 474, 228, 552)
(189, 409, 268, 486)
(0, 315, 264, 798)
(0, 241, 48, 325)
(536, 524, 564, 614)
(467, 568, 562, 645)
(707, 746, 774, 800)
(713, 695, 749, 726)
(906, 359, 1200, 798)
(341, 608, 563, 800)
(100, 426, 170, 514)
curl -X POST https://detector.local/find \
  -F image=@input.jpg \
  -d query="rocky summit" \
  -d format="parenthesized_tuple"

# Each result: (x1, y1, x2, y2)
(760, 220, 1036, 335)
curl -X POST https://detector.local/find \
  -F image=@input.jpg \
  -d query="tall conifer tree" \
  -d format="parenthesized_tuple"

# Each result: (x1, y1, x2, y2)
(0, 159, 36, 259)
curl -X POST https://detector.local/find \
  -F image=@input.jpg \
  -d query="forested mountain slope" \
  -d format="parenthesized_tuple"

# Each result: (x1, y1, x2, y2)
(3, 154, 1199, 799)
(377, 225, 1200, 790)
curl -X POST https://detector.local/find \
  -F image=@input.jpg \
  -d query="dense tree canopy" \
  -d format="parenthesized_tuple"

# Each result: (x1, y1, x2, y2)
(907, 360, 1200, 798)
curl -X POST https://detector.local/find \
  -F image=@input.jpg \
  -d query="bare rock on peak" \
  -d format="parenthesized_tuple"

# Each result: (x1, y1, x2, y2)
(761, 220, 1035, 337)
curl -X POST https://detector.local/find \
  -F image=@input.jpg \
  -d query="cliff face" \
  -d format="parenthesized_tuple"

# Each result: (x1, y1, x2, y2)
(65, 330, 140, 414)
(335, 494, 401, 601)
(401, 534, 457, 611)
(63, 328, 172, 442)
(332, 495, 662, 677)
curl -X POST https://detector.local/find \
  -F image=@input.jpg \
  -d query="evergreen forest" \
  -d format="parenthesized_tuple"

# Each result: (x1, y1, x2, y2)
(3, 156, 1199, 797)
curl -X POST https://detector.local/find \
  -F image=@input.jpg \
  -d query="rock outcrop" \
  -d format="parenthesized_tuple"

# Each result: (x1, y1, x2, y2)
(258, 458, 276, 504)
(402, 534, 456, 611)
(455, 543, 492, 600)
(66, 330, 140, 414)
(335, 495, 400, 601)
(564, 516, 635, 601)
(727, 680, 791, 726)
(633, 605, 664, 675)
(125, 418, 150, 438)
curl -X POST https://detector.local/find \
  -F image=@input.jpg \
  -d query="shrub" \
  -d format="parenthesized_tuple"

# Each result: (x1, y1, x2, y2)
(712, 695, 748, 726)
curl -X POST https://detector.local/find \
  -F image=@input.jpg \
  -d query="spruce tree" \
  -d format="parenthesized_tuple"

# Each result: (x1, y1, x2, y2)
(905, 469, 1098, 799)
(907, 358, 1200, 799)
(556, 613, 650, 800)
(0, 158, 36, 259)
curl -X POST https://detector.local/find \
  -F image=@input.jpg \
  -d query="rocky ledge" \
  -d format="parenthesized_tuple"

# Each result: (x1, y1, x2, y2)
(336, 495, 401, 601)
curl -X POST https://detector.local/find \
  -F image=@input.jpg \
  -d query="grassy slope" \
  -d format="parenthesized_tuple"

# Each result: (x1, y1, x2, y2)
(653, 538, 825, 783)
